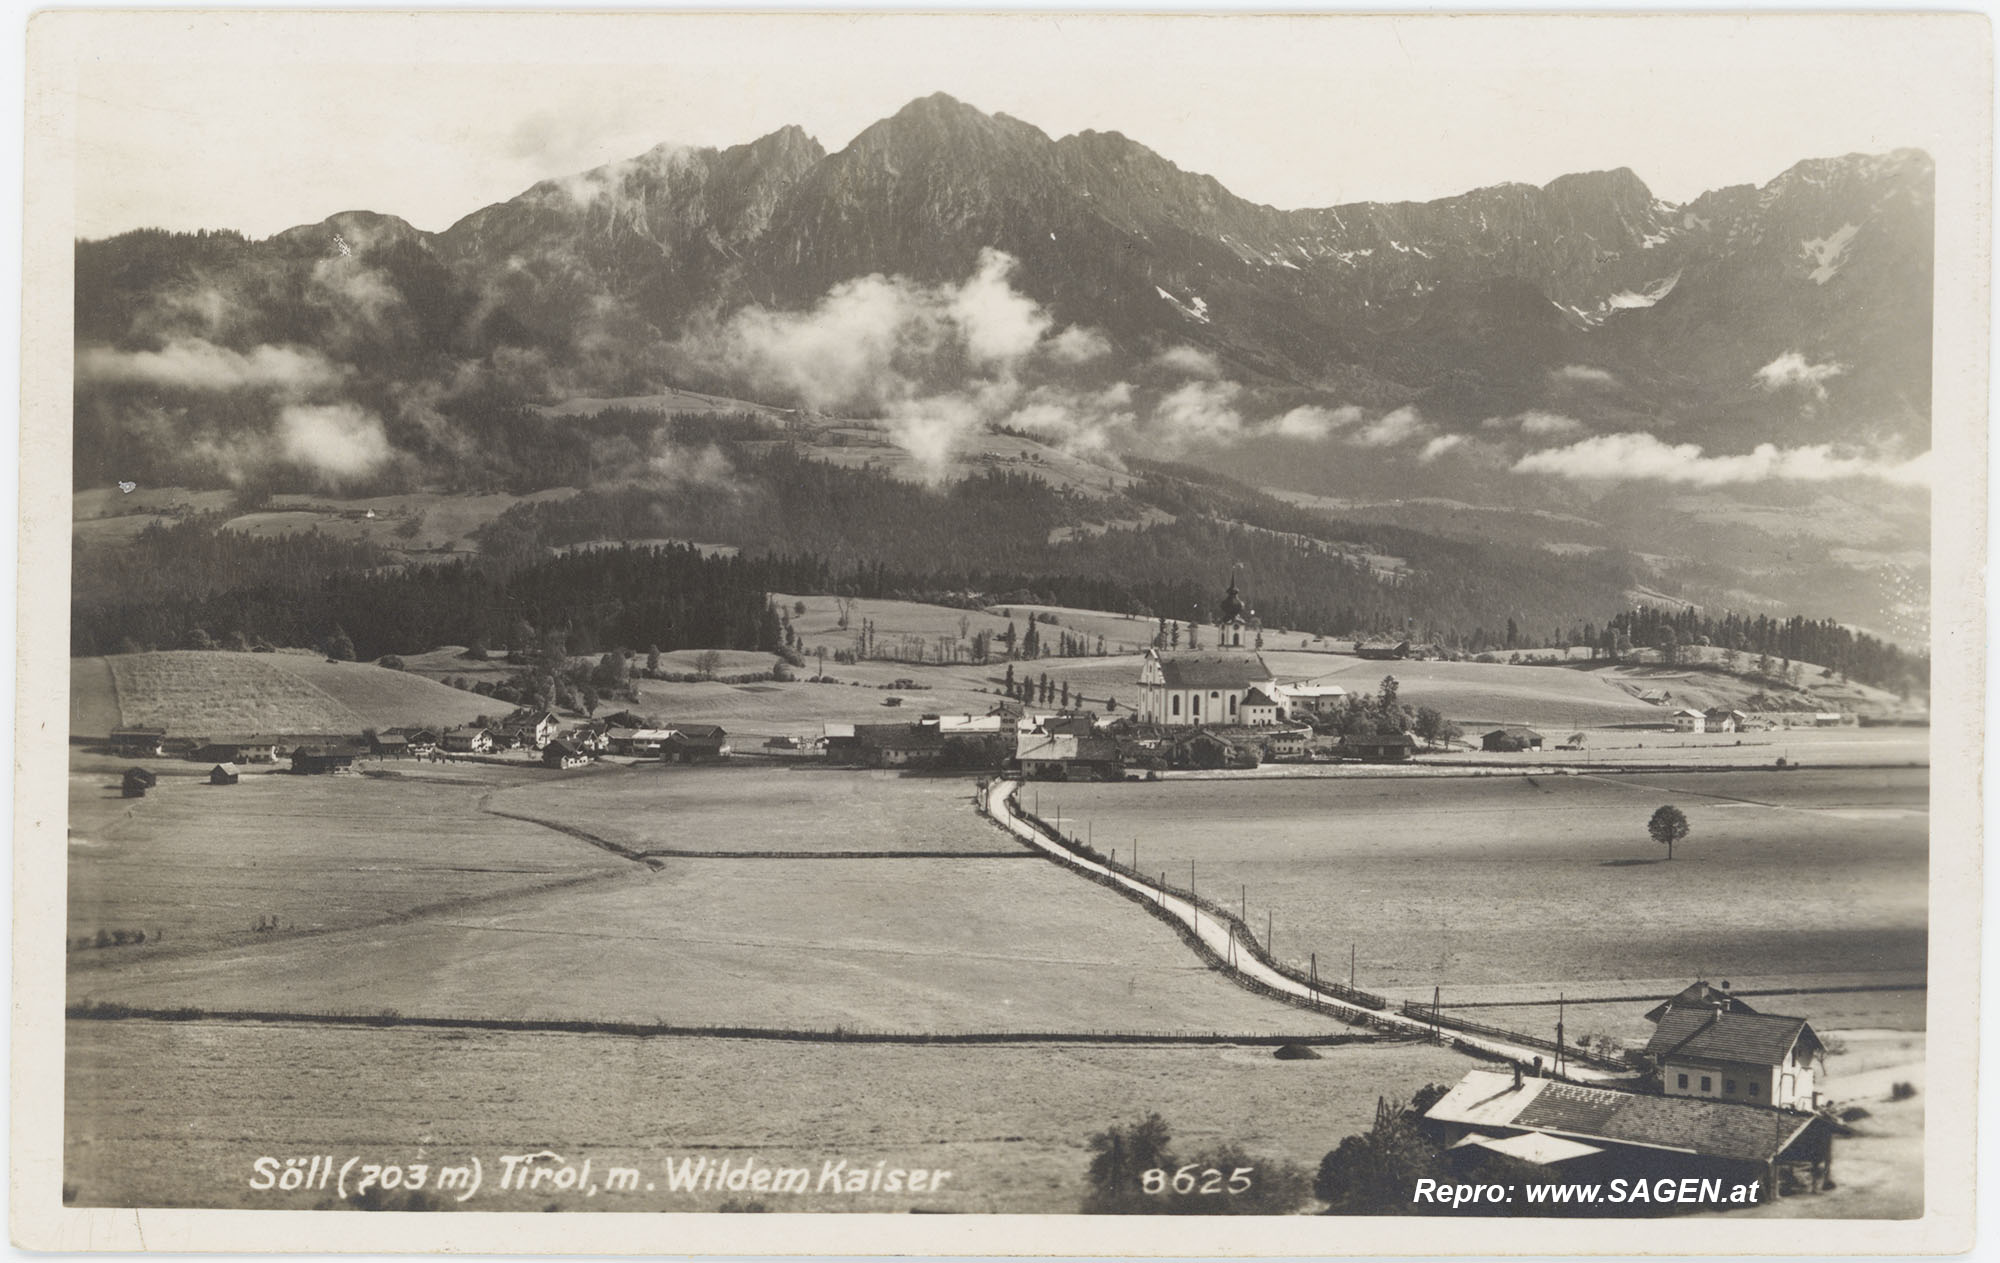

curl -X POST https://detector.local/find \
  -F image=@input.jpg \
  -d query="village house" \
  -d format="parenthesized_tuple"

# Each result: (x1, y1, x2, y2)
(1014, 727, 1123, 781)
(441, 728, 495, 755)
(1338, 732, 1417, 763)
(109, 727, 167, 758)
(189, 738, 278, 765)
(606, 728, 674, 757)
(663, 724, 730, 763)
(863, 723, 944, 768)
(1481, 726, 1544, 752)
(1704, 708, 1747, 733)
(1275, 682, 1350, 719)
(1637, 687, 1673, 705)
(1424, 1068, 1838, 1200)
(1261, 728, 1313, 761)
(541, 739, 590, 770)
(1645, 1005, 1824, 1111)
(290, 746, 358, 774)
(1671, 708, 1707, 733)
(822, 722, 861, 765)
(509, 710, 562, 749)
(1644, 980, 1761, 1023)
(388, 728, 439, 757)
(370, 733, 411, 759)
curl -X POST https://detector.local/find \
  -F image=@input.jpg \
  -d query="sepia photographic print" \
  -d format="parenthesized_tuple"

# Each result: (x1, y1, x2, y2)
(14, 9, 1988, 1256)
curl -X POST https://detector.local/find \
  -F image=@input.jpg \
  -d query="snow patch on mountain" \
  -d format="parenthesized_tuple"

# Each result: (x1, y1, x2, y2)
(1801, 223, 1860, 285)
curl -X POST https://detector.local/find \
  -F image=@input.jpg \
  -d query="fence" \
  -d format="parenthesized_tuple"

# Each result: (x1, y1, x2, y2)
(1399, 1001, 1633, 1070)
(1000, 788, 1400, 1028)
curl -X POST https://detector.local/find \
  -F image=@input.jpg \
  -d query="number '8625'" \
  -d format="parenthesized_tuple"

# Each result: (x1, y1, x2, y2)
(1140, 1165, 1253, 1195)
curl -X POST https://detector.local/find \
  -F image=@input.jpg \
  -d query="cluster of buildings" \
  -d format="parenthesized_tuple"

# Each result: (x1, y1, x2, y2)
(1421, 981, 1840, 1203)
(104, 708, 733, 788)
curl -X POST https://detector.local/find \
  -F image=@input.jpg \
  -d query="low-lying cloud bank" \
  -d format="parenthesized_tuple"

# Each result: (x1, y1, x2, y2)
(1512, 431, 1929, 488)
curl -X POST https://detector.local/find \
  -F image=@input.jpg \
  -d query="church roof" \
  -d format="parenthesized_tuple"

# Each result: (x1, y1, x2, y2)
(1153, 653, 1272, 689)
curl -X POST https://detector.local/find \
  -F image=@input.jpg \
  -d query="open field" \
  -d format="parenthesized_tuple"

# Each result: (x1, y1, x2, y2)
(75, 651, 498, 737)
(64, 1019, 1472, 1212)
(72, 845, 1357, 1034)
(66, 761, 631, 958)
(1043, 768, 1927, 997)
(486, 767, 1017, 856)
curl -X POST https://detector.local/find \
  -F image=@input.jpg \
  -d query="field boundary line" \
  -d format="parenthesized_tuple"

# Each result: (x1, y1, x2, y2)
(61, 1004, 1405, 1046)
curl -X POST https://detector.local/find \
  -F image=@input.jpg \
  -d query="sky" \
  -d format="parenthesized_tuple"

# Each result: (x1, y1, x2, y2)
(58, 11, 1979, 241)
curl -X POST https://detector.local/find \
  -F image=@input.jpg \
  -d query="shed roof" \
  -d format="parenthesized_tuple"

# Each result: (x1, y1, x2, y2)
(1153, 652, 1273, 689)
(1644, 1008, 1819, 1066)
(1343, 732, 1416, 748)
(1426, 1070, 1821, 1165)
(1485, 725, 1544, 739)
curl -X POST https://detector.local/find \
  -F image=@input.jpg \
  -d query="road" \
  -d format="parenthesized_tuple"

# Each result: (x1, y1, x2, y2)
(983, 777, 1637, 1083)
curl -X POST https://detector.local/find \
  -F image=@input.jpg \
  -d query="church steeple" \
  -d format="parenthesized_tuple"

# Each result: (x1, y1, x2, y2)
(1219, 570, 1245, 623)
(1219, 570, 1248, 648)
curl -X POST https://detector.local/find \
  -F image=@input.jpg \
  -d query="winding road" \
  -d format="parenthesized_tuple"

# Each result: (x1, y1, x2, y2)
(983, 777, 1635, 1084)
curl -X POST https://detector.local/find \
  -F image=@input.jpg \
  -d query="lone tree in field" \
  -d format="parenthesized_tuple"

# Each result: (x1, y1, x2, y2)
(1648, 805, 1690, 860)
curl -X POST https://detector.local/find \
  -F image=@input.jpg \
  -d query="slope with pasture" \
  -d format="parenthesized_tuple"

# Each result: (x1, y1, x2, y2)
(73, 650, 498, 737)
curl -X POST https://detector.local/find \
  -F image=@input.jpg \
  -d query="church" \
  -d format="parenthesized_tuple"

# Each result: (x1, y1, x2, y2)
(1137, 576, 1280, 727)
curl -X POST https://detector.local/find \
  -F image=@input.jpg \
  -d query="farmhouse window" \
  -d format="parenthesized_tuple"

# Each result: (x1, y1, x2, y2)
(1724, 1079, 1737, 1095)
(1700, 1076, 1712, 1092)
(1676, 1074, 1688, 1089)
(1749, 1082, 1760, 1098)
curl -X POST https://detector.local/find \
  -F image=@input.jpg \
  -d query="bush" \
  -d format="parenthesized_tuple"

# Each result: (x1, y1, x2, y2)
(1890, 1081, 1917, 1101)
(377, 655, 405, 670)
(1083, 1114, 1311, 1215)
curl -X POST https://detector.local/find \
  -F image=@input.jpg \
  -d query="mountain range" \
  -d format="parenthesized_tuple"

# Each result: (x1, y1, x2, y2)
(72, 93, 1935, 641)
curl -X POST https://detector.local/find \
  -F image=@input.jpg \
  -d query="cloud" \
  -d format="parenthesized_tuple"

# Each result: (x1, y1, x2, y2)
(1350, 406, 1429, 448)
(1511, 432, 1930, 488)
(1754, 351, 1847, 399)
(78, 338, 344, 395)
(1152, 345, 1224, 378)
(1047, 325, 1112, 364)
(1265, 404, 1361, 441)
(1554, 364, 1618, 388)
(276, 403, 393, 486)
(1153, 379, 1246, 451)
(950, 249, 1053, 365)
(1005, 383, 1137, 459)
(1418, 434, 1466, 463)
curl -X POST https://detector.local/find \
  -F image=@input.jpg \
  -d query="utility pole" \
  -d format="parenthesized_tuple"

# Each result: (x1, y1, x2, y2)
(1350, 943, 1357, 989)
(1556, 993, 1567, 1078)
(1190, 860, 1196, 902)
(1267, 910, 1273, 956)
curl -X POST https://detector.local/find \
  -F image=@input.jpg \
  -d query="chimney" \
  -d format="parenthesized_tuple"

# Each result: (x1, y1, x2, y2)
(1512, 1064, 1523, 1090)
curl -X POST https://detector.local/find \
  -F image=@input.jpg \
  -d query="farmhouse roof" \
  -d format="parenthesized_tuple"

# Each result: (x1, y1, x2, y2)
(1450, 1132, 1603, 1165)
(1643, 981, 1762, 1024)
(669, 724, 727, 740)
(1280, 683, 1349, 699)
(1644, 1008, 1820, 1067)
(1153, 652, 1272, 689)
(1426, 1070, 1820, 1165)
(1485, 725, 1543, 739)
(822, 722, 857, 740)
(111, 726, 168, 737)
(1342, 732, 1416, 748)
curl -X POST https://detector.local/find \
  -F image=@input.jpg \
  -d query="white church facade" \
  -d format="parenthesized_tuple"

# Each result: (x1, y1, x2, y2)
(1137, 575, 1283, 727)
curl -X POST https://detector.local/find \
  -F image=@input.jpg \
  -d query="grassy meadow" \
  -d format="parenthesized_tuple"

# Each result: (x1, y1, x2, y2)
(64, 1019, 1472, 1212)
(1043, 768, 1928, 998)
(75, 651, 497, 737)
(485, 767, 1016, 855)
(66, 763, 631, 958)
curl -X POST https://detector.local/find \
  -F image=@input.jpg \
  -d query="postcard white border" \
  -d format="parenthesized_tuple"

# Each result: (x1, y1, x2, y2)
(13, 9, 1989, 1256)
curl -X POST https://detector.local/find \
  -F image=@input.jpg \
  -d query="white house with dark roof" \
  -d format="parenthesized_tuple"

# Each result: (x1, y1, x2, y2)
(1137, 650, 1278, 727)
(1645, 1007, 1823, 1110)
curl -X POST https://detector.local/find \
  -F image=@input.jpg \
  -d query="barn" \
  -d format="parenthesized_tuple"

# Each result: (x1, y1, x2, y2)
(1425, 1068, 1838, 1202)
(1482, 726, 1544, 752)
(120, 767, 157, 798)
(109, 727, 167, 758)
(208, 763, 241, 785)
(1338, 732, 1417, 763)
(290, 746, 357, 774)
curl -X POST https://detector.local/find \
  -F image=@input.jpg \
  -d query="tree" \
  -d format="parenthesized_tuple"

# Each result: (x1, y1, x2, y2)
(1413, 706, 1445, 750)
(646, 644, 661, 674)
(694, 649, 723, 679)
(1313, 1095, 1446, 1214)
(792, 600, 807, 618)
(324, 626, 356, 661)
(1648, 804, 1690, 860)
